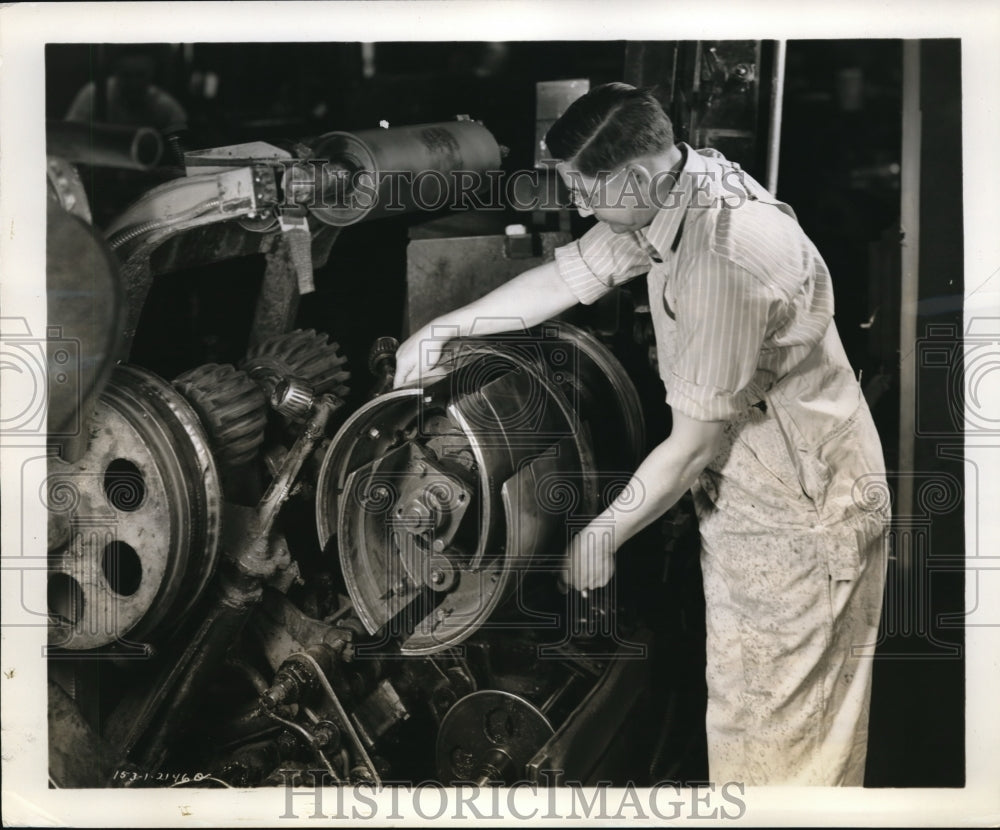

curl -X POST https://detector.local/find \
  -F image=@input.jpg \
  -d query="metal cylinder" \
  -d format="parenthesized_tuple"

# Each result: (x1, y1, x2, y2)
(270, 377, 315, 422)
(303, 120, 502, 226)
(47, 120, 164, 170)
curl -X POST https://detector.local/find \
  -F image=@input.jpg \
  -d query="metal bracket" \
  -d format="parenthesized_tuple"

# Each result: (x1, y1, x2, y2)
(277, 209, 316, 295)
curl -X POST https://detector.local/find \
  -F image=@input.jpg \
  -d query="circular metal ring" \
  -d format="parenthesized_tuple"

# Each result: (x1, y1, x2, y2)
(316, 326, 646, 656)
(435, 690, 554, 784)
(47, 365, 222, 650)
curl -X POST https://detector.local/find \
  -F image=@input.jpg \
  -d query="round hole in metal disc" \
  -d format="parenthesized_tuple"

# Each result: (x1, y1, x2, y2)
(103, 458, 146, 512)
(102, 540, 143, 596)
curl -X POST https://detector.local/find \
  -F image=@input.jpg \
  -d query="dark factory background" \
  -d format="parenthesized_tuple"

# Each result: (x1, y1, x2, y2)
(45, 39, 965, 788)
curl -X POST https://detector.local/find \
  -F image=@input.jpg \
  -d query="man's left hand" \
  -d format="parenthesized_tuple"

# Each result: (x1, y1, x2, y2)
(565, 524, 616, 593)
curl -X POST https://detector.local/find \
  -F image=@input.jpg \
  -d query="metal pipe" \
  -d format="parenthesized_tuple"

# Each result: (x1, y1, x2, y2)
(216, 704, 289, 747)
(289, 650, 382, 786)
(765, 40, 787, 196)
(257, 395, 339, 532)
(473, 748, 513, 787)
(264, 709, 341, 782)
(47, 120, 164, 170)
(226, 658, 271, 695)
(898, 41, 922, 569)
(107, 198, 222, 249)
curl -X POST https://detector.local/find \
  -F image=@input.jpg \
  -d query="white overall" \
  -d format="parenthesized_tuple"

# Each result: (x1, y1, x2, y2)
(647, 156, 890, 786)
(655, 306, 889, 786)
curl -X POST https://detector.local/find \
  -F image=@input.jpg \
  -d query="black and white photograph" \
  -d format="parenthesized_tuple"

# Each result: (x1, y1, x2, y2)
(1, 2, 997, 826)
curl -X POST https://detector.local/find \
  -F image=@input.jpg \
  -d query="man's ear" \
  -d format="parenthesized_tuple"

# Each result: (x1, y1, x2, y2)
(627, 162, 653, 186)
(620, 162, 655, 207)
(556, 161, 585, 187)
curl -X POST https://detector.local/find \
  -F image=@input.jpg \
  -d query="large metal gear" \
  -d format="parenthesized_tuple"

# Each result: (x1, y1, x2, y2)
(242, 329, 350, 404)
(46, 365, 223, 651)
(173, 363, 268, 469)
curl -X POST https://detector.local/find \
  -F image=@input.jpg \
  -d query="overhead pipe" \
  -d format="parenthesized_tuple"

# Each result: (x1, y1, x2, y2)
(47, 120, 163, 170)
(764, 39, 787, 196)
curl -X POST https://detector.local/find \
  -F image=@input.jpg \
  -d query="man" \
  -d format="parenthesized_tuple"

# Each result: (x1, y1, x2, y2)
(65, 50, 188, 135)
(394, 82, 888, 786)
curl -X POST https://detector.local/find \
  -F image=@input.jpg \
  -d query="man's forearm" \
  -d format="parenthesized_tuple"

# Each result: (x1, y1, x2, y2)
(565, 417, 724, 592)
(426, 260, 578, 338)
(599, 435, 713, 547)
(395, 259, 580, 388)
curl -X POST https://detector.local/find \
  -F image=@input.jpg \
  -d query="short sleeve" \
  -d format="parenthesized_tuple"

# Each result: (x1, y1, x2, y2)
(666, 251, 782, 421)
(553, 221, 650, 305)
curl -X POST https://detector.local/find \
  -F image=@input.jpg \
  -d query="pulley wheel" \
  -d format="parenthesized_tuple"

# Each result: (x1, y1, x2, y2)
(436, 690, 554, 784)
(46, 365, 222, 650)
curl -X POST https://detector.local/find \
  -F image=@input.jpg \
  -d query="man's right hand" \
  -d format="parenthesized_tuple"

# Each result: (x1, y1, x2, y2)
(393, 326, 449, 389)
(393, 261, 580, 389)
(393, 329, 424, 388)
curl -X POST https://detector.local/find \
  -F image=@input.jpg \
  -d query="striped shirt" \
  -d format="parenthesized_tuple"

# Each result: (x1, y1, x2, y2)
(554, 143, 887, 546)
(554, 143, 835, 422)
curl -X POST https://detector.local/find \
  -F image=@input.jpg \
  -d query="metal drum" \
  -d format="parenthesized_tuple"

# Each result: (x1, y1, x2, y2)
(301, 121, 502, 226)
(315, 323, 644, 655)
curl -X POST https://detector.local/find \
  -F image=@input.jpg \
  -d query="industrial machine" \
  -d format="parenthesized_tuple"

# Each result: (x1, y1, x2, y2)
(44, 115, 700, 789)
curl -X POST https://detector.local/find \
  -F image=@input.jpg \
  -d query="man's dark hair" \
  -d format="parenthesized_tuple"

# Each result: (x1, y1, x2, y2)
(544, 82, 674, 176)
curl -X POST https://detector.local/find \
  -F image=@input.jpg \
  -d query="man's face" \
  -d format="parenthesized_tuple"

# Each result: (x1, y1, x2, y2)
(556, 161, 659, 234)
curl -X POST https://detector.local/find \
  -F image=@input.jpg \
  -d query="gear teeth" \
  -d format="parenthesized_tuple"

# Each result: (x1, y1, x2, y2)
(368, 336, 400, 376)
(173, 363, 268, 469)
(243, 329, 351, 400)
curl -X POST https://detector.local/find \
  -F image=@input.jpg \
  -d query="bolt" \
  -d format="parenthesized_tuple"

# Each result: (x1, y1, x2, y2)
(313, 721, 340, 750)
(368, 427, 381, 440)
(432, 538, 445, 552)
(430, 569, 445, 585)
